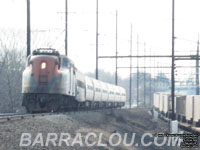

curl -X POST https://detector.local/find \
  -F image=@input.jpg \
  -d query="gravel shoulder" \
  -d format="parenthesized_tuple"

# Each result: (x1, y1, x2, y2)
(0, 108, 184, 150)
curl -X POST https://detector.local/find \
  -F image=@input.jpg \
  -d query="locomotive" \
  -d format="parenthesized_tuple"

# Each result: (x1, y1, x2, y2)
(22, 48, 126, 113)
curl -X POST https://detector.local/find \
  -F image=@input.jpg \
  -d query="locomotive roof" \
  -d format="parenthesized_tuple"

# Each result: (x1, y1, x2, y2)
(32, 48, 60, 56)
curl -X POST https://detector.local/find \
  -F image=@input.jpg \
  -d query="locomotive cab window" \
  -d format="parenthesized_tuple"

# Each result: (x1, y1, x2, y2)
(62, 58, 69, 68)
(61, 57, 74, 69)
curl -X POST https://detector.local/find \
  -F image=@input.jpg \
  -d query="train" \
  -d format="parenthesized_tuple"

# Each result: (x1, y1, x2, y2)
(153, 92, 200, 127)
(22, 48, 126, 113)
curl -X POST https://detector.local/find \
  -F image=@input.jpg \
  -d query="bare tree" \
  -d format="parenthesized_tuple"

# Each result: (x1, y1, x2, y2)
(0, 28, 56, 113)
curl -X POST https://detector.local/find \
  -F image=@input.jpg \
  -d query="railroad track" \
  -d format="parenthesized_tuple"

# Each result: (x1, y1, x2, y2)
(0, 113, 18, 116)
(0, 108, 120, 122)
(0, 112, 56, 122)
(0, 106, 143, 123)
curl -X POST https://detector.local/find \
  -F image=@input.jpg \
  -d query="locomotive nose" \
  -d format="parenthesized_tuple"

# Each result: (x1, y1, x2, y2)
(30, 55, 60, 90)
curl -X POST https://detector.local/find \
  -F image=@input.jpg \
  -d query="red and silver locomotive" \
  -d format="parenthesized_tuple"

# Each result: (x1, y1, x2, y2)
(22, 48, 126, 113)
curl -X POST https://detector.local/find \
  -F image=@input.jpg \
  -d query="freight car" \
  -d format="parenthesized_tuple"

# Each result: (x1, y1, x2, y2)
(22, 48, 126, 113)
(153, 92, 200, 127)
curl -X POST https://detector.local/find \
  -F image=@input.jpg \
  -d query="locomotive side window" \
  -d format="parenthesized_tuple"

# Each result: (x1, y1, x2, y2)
(62, 58, 68, 68)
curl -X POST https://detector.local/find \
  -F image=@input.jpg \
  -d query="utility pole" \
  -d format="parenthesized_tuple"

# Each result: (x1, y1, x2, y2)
(144, 42, 146, 106)
(159, 62, 161, 90)
(161, 62, 163, 90)
(150, 47, 152, 106)
(153, 50, 156, 94)
(171, 0, 175, 120)
(65, 0, 68, 56)
(129, 24, 132, 108)
(96, 0, 99, 80)
(196, 34, 199, 95)
(27, 0, 31, 57)
(137, 35, 139, 107)
(115, 10, 118, 85)
(150, 71, 152, 106)
(157, 61, 160, 91)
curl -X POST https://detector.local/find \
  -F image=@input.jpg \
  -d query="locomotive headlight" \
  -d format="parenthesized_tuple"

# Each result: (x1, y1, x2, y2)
(41, 62, 47, 70)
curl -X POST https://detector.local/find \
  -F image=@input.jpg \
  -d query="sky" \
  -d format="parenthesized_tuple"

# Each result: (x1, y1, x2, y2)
(0, 0, 200, 81)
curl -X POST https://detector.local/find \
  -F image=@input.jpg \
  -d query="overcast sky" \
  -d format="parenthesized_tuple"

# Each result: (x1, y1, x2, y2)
(0, 0, 200, 81)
